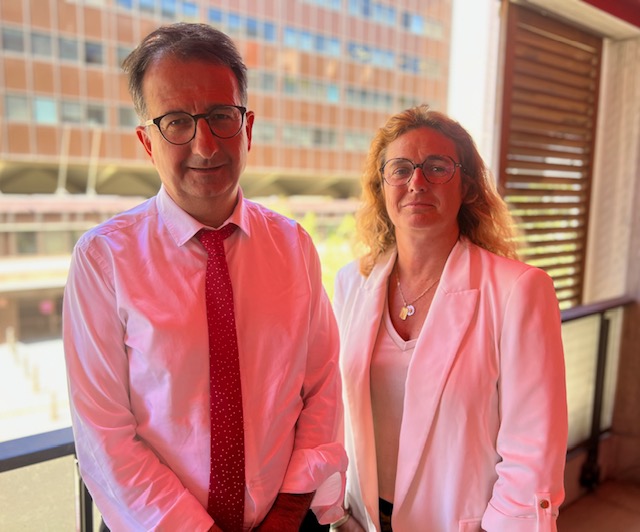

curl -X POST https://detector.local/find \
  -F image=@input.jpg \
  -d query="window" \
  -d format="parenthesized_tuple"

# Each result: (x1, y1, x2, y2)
(116, 45, 133, 67)
(252, 121, 277, 144)
(42, 232, 69, 254)
(246, 18, 259, 38)
(59, 37, 78, 61)
(182, 2, 197, 18)
(263, 22, 276, 42)
(5, 95, 29, 121)
(34, 98, 57, 124)
(31, 33, 52, 57)
(139, 0, 155, 14)
(209, 8, 224, 25)
(85, 42, 103, 65)
(61, 101, 83, 123)
(161, 0, 176, 18)
(498, 4, 602, 309)
(228, 13, 242, 35)
(2, 27, 24, 52)
(118, 107, 138, 128)
(87, 105, 106, 125)
(16, 232, 37, 255)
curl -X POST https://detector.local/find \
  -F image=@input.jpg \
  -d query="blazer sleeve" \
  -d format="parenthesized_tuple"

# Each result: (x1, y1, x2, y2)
(482, 267, 568, 532)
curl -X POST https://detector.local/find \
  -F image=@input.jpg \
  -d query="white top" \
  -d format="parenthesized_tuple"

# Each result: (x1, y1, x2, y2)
(370, 300, 416, 502)
(63, 186, 347, 531)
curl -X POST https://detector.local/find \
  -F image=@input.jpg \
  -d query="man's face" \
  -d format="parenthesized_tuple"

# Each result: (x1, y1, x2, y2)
(136, 57, 254, 226)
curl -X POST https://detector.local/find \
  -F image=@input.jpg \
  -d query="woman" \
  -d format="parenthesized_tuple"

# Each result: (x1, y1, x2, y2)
(332, 106, 567, 532)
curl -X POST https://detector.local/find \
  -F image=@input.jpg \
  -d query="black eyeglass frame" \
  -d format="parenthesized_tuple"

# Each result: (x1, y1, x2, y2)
(380, 155, 464, 186)
(144, 105, 247, 145)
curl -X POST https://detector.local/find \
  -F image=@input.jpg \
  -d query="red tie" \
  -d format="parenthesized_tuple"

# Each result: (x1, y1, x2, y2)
(197, 225, 245, 532)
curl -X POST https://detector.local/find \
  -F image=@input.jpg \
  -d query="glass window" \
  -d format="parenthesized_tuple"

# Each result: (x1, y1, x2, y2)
(5, 95, 29, 121)
(228, 13, 242, 35)
(16, 232, 37, 255)
(58, 37, 78, 61)
(31, 33, 52, 57)
(87, 105, 106, 125)
(85, 42, 103, 65)
(117, 0, 133, 8)
(401, 12, 411, 30)
(2, 28, 24, 52)
(411, 14, 424, 34)
(34, 98, 57, 124)
(300, 31, 313, 52)
(327, 85, 340, 103)
(262, 72, 276, 92)
(252, 121, 277, 144)
(118, 107, 138, 128)
(61, 101, 83, 123)
(140, 0, 155, 14)
(284, 28, 297, 47)
(182, 2, 198, 18)
(161, 0, 176, 17)
(246, 18, 259, 38)
(209, 8, 224, 25)
(116, 45, 133, 67)
(348, 0, 360, 16)
(42, 232, 69, 255)
(328, 38, 340, 57)
(263, 22, 276, 42)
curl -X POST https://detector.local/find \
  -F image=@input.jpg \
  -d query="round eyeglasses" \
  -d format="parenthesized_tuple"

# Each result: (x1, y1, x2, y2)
(144, 105, 247, 145)
(381, 155, 463, 186)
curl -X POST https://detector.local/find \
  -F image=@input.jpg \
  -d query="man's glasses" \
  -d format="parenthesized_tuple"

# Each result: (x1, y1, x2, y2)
(381, 155, 463, 186)
(144, 105, 247, 145)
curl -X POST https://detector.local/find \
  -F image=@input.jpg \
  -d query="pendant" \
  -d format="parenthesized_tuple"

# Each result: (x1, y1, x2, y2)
(399, 304, 415, 320)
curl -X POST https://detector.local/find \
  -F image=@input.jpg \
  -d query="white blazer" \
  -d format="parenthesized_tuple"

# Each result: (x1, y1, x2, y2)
(334, 239, 567, 532)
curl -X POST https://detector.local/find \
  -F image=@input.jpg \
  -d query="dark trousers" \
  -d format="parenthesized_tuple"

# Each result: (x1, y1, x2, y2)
(379, 498, 393, 532)
(101, 510, 327, 531)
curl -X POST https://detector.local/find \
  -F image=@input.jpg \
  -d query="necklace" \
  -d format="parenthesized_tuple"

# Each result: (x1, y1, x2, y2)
(396, 272, 440, 320)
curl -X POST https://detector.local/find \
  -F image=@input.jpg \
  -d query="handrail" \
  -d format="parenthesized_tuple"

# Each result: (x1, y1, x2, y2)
(561, 295, 635, 490)
(561, 295, 635, 323)
(0, 426, 74, 473)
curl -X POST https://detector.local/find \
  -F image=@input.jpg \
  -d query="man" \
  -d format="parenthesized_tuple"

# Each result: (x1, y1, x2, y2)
(63, 23, 346, 531)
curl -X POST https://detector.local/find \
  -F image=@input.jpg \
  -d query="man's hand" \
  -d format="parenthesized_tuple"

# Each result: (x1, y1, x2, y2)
(254, 492, 314, 531)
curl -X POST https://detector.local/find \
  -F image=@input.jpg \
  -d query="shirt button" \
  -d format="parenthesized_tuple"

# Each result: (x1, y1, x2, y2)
(540, 499, 550, 509)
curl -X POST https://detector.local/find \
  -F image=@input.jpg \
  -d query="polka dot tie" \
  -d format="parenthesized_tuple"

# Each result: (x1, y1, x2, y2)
(197, 225, 245, 532)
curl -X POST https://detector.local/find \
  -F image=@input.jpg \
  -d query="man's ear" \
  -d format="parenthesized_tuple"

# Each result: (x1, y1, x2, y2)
(136, 126, 154, 160)
(245, 110, 255, 151)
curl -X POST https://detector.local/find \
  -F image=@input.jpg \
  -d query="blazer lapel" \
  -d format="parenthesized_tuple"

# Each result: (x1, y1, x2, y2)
(341, 251, 397, 528)
(393, 240, 479, 512)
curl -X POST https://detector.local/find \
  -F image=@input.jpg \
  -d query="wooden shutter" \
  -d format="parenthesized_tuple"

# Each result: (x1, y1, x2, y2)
(498, 2, 602, 309)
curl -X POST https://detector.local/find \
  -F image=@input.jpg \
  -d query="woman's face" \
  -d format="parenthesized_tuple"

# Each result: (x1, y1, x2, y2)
(382, 127, 464, 241)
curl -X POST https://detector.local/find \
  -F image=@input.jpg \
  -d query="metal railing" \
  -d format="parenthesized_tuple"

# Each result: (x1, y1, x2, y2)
(0, 296, 634, 528)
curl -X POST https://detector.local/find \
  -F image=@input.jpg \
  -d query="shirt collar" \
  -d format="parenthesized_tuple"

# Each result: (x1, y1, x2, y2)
(157, 185, 250, 247)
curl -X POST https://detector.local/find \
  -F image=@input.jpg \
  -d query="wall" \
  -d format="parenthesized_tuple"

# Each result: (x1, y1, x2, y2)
(586, 36, 640, 482)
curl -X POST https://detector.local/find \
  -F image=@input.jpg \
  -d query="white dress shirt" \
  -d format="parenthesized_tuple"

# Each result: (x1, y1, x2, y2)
(63, 186, 346, 531)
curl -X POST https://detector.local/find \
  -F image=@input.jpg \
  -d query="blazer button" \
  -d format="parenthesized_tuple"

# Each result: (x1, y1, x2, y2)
(540, 499, 550, 509)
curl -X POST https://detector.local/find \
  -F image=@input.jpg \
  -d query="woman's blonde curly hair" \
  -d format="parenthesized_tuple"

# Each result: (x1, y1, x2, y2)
(356, 105, 518, 276)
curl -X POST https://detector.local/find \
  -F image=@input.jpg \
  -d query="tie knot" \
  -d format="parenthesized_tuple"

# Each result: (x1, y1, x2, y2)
(197, 224, 237, 254)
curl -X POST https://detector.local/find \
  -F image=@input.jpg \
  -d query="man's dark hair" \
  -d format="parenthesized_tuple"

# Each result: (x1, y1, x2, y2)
(122, 22, 248, 119)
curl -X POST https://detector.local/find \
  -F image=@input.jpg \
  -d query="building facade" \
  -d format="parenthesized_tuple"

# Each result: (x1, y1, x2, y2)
(0, 0, 454, 341)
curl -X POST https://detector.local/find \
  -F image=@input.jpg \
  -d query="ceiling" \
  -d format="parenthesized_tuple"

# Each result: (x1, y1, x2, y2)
(516, 0, 640, 39)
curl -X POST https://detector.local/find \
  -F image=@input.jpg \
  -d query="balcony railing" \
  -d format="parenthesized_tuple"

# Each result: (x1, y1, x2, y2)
(0, 296, 634, 530)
